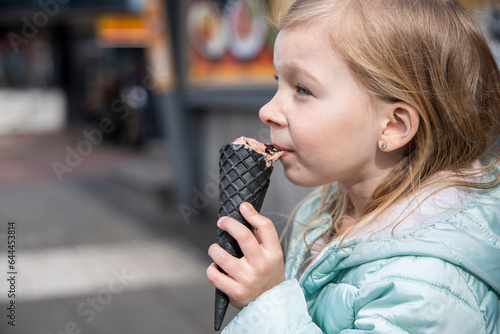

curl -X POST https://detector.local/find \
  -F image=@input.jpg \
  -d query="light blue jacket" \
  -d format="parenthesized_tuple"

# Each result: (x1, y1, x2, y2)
(222, 182, 500, 333)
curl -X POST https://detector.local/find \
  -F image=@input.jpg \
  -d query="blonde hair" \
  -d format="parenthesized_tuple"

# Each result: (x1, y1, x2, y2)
(278, 0, 500, 246)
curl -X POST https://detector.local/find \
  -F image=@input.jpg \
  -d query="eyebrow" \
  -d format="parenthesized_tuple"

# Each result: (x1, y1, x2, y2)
(277, 62, 321, 85)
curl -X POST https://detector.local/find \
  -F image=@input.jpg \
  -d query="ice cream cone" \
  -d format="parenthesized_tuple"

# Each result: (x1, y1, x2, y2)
(214, 139, 280, 331)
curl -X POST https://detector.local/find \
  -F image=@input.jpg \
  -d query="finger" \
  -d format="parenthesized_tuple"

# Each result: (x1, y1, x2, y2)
(217, 217, 261, 257)
(208, 243, 240, 277)
(240, 202, 280, 251)
(206, 262, 239, 295)
(253, 228, 262, 244)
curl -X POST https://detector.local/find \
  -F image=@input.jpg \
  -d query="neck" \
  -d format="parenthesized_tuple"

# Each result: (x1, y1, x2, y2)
(342, 172, 390, 220)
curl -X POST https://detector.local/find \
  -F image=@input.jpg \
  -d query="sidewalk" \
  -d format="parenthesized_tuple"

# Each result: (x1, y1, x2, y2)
(0, 132, 238, 334)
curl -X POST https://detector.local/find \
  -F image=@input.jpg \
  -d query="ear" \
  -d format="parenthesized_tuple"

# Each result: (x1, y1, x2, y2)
(379, 103, 419, 152)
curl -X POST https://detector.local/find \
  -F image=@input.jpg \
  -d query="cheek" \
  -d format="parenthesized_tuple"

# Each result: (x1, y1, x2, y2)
(292, 117, 349, 154)
(289, 116, 377, 177)
(285, 134, 338, 186)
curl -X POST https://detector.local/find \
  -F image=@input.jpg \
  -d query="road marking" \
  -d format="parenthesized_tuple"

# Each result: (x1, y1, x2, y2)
(1, 239, 207, 302)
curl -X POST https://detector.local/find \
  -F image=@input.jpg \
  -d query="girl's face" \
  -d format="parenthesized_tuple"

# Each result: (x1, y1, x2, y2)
(260, 28, 385, 188)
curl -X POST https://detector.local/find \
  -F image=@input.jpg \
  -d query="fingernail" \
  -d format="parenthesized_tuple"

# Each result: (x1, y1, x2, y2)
(240, 202, 250, 212)
(217, 217, 226, 227)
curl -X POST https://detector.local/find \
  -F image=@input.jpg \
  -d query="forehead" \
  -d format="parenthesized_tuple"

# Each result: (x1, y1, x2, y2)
(275, 28, 323, 55)
(273, 27, 341, 71)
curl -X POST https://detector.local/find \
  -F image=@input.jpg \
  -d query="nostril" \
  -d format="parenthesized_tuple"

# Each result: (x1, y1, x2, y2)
(266, 119, 282, 128)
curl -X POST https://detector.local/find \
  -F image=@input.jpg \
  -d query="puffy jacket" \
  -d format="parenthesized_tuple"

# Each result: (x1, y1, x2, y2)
(222, 180, 500, 333)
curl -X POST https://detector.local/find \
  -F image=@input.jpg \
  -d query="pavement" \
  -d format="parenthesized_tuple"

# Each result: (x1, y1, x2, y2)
(0, 131, 239, 334)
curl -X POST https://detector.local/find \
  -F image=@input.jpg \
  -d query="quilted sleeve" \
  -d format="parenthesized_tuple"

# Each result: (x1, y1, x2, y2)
(222, 280, 324, 334)
(340, 256, 487, 334)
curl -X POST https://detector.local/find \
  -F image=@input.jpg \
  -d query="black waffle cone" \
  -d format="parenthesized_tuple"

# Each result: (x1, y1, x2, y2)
(214, 143, 274, 331)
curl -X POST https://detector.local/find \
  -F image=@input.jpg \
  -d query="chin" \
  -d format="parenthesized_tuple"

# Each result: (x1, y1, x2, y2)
(284, 170, 325, 188)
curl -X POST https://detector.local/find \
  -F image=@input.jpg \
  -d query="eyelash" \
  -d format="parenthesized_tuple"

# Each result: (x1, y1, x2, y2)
(273, 74, 313, 97)
(295, 84, 312, 97)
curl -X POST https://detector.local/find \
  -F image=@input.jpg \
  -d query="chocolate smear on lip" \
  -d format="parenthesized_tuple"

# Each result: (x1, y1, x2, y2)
(265, 144, 278, 154)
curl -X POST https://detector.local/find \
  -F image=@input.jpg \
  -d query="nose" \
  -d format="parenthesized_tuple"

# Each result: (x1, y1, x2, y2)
(259, 93, 286, 128)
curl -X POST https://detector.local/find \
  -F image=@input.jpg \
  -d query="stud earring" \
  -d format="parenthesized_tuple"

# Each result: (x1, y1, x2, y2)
(381, 142, 387, 150)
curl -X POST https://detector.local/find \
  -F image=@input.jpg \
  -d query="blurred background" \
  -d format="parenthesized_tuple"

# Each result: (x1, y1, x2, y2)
(0, 0, 498, 333)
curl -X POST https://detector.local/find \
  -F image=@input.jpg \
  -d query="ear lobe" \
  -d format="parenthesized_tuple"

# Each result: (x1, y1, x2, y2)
(380, 103, 419, 151)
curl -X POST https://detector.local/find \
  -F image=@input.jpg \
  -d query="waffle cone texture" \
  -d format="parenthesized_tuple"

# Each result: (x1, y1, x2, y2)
(214, 144, 274, 331)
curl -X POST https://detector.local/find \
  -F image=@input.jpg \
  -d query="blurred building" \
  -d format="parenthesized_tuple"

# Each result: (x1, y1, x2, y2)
(0, 0, 166, 145)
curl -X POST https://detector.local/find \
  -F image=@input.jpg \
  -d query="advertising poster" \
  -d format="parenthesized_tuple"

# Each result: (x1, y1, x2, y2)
(186, 0, 281, 87)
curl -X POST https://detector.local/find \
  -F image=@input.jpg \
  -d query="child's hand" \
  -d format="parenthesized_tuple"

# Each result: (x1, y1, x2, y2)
(207, 202, 285, 310)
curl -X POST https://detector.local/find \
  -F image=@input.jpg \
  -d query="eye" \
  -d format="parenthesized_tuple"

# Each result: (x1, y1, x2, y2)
(273, 74, 279, 81)
(295, 84, 312, 97)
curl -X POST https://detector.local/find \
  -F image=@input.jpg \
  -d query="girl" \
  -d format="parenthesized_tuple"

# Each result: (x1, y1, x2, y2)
(207, 0, 500, 332)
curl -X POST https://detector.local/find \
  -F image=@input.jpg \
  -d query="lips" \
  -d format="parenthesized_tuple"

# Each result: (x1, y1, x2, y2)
(272, 143, 293, 158)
